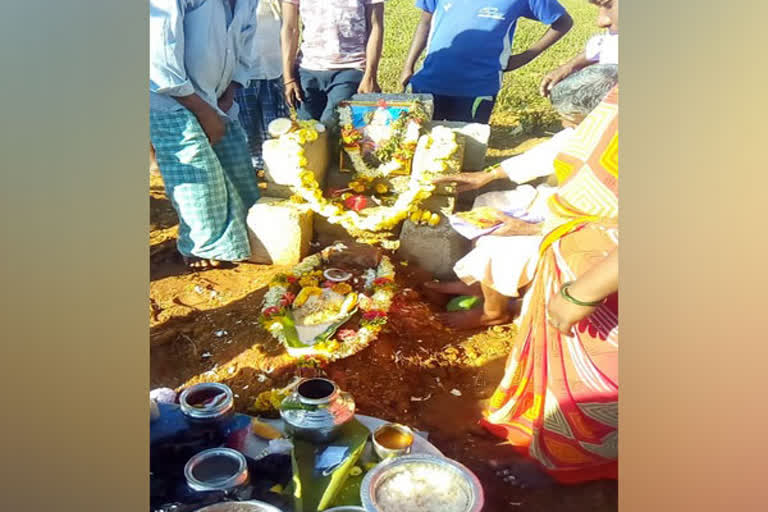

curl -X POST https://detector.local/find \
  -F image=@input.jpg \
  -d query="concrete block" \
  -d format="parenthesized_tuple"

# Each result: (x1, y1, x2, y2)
(397, 217, 471, 280)
(246, 197, 313, 265)
(428, 121, 491, 171)
(313, 215, 356, 248)
(259, 181, 294, 199)
(262, 129, 330, 187)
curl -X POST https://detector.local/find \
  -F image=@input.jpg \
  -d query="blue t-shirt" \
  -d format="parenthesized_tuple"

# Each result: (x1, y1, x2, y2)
(410, 0, 567, 97)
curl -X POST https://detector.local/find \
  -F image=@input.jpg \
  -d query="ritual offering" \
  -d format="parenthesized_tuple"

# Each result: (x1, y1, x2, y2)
(372, 423, 414, 460)
(361, 454, 484, 512)
(446, 295, 482, 312)
(261, 244, 396, 362)
(448, 206, 506, 240)
(269, 98, 462, 246)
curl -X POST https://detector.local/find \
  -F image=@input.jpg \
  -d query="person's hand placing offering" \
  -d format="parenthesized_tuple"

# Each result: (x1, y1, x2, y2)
(432, 168, 502, 193)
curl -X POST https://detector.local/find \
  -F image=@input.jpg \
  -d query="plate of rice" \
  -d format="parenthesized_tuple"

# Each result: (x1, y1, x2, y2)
(360, 454, 483, 512)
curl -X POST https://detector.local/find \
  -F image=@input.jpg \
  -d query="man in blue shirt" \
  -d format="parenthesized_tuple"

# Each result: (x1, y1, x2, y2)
(399, 0, 573, 123)
(150, 0, 261, 269)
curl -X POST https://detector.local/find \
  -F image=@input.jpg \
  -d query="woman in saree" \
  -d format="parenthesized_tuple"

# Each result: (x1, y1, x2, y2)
(480, 0, 619, 485)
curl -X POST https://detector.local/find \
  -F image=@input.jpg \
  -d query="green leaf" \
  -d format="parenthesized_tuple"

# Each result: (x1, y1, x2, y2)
(291, 419, 370, 511)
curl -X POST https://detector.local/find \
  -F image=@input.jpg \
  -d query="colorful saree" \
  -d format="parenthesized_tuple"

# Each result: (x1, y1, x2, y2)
(480, 87, 619, 484)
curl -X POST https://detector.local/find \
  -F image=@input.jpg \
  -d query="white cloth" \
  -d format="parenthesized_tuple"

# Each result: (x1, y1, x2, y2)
(585, 32, 618, 65)
(453, 130, 574, 297)
(248, 0, 283, 80)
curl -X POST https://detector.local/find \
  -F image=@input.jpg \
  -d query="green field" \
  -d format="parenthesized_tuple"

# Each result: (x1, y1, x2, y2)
(378, 0, 600, 133)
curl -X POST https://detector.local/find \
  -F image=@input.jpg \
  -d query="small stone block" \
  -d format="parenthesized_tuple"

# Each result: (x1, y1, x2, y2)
(246, 197, 313, 265)
(262, 130, 330, 187)
(313, 215, 356, 248)
(428, 121, 490, 171)
(397, 217, 471, 280)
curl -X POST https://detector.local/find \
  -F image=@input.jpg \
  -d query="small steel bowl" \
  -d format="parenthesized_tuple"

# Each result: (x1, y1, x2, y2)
(324, 268, 352, 282)
(371, 423, 414, 460)
(180, 382, 235, 425)
(194, 501, 284, 512)
(184, 448, 249, 493)
(360, 454, 484, 512)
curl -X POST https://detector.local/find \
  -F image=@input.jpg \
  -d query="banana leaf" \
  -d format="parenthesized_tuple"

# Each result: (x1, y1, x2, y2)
(280, 309, 358, 350)
(291, 419, 370, 511)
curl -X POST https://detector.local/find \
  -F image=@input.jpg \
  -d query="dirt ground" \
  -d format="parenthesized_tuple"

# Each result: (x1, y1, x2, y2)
(149, 131, 617, 511)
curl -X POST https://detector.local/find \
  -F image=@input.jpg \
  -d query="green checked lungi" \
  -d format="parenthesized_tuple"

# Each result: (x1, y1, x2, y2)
(150, 109, 260, 262)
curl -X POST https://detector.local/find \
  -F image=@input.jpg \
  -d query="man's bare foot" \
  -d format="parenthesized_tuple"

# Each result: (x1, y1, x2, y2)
(424, 280, 482, 296)
(183, 256, 222, 270)
(438, 308, 512, 330)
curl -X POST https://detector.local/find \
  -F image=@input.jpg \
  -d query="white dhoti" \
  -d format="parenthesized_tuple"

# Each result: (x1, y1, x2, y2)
(453, 184, 557, 297)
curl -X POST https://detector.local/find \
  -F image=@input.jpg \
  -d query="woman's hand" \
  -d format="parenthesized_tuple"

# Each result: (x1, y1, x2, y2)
(540, 65, 573, 97)
(547, 290, 596, 334)
(432, 170, 499, 193)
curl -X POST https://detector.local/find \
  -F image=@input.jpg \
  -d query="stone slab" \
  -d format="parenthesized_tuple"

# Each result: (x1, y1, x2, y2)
(313, 215, 357, 248)
(428, 121, 490, 171)
(262, 129, 330, 187)
(349, 93, 435, 120)
(246, 197, 313, 265)
(397, 217, 471, 280)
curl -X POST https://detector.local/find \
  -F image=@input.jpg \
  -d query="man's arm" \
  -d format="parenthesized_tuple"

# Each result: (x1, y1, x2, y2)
(398, 10, 433, 92)
(359, 3, 384, 93)
(505, 12, 573, 72)
(150, 0, 225, 144)
(281, 1, 303, 107)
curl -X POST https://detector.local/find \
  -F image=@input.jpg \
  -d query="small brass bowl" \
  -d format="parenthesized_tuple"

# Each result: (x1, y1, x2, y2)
(371, 423, 414, 460)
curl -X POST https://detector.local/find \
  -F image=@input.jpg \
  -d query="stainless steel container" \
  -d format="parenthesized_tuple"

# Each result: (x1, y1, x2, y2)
(194, 500, 284, 512)
(180, 382, 235, 425)
(371, 423, 414, 460)
(279, 378, 355, 443)
(184, 448, 250, 493)
(360, 454, 484, 512)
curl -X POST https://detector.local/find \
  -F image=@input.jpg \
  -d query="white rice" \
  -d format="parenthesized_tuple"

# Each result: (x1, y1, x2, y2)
(375, 462, 469, 512)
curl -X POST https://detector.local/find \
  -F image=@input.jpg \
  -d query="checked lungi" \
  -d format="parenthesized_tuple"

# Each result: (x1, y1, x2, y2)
(235, 78, 290, 170)
(150, 109, 260, 262)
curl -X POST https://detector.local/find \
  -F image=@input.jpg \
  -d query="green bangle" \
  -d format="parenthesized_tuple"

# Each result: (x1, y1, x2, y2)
(560, 281, 605, 307)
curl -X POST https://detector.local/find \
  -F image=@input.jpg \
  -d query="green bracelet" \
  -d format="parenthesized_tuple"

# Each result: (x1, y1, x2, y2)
(560, 282, 605, 307)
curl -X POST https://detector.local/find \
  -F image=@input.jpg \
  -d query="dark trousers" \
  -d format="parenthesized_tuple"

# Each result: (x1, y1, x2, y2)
(413, 89, 497, 124)
(297, 68, 364, 127)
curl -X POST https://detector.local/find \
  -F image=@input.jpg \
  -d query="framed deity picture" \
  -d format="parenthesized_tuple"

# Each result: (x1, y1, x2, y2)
(336, 99, 424, 175)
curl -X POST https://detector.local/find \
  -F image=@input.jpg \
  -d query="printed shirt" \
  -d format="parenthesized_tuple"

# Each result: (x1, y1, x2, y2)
(284, 0, 386, 71)
(150, 0, 260, 119)
(585, 32, 618, 65)
(411, 0, 567, 97)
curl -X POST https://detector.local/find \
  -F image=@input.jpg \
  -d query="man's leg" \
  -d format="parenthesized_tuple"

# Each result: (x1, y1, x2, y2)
(150, 109, 252, 263)
(212, 118, 262, 215)
(321, 69, 364, 128)
(234, 80, 266, 170)
(428, 94, 496, 123)
(297, 68, 327, 121)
